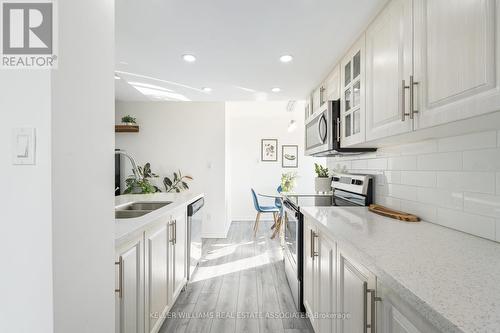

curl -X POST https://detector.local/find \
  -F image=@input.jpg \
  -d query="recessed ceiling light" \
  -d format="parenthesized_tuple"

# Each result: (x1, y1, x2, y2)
(202, 87, 212, 92)
(114, 74, 121, 80)
(182, 54, 197, 63)
(272, 87, 281, 93)
(279, 55, 293, 63)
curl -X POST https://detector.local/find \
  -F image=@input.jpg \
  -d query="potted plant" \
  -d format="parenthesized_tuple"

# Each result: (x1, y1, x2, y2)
(281, 172, 297, 192)
(163, 170, 193, 193)
(124, 162, 161, 194)
(121, 115, 137, 126)
(314, 163, 332, 193)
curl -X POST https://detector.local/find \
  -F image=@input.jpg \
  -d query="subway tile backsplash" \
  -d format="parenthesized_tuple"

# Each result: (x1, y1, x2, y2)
(327, 130, 500, 242)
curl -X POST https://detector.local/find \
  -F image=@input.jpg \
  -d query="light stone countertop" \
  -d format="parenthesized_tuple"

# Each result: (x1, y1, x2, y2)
(115, 192, 204, 245)
(301, 206, 500, 333)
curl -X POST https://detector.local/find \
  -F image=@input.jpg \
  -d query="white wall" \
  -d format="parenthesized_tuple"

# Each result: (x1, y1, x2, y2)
(115, 101, 230, 237)
(227, 101, 323, 221)
(51, 0, 115, 332)
(0, 72, 53, 333)
(327, 131, 500, 242)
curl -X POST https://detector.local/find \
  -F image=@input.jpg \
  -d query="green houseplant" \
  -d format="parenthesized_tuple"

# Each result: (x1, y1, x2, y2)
(314, 163, 332, 193)
(163, 170, 193, 193)
(121, 115, 137, 125)
(281, 172, 297, 192)
(124, 162, 161, 194)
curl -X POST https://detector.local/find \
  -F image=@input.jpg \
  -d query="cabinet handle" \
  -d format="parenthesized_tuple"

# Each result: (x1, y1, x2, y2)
(410, 75, 419, 119)
(336, 118, 341, 143)
(363, 282, 368, 332)
(312, 231, 319, 258)
(173, 220, 177, 245)
(115, 256, 123, 298)
(401, 79, 411, 122)
(364, 286, 382, 333)
(310, 229, 314, 259)
(169, 221, 175, 244)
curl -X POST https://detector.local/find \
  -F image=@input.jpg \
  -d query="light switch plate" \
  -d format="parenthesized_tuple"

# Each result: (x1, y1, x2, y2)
(12, 128, 36, 165)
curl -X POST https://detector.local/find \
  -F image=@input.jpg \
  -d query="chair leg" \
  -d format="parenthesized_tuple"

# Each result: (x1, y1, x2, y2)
(271, 214, 282, 239)
(253, 212, 262, 236)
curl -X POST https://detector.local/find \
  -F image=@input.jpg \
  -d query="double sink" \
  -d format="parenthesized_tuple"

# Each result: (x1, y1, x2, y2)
(115, 201, 172, 219)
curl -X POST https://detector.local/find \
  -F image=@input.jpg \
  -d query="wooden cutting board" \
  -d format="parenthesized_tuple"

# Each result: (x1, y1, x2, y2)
(368, 204, 420, 222)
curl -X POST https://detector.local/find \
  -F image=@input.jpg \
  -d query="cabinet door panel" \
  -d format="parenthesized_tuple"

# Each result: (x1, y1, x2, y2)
(341, 35, 367, 147)
(365, 0, 413, 141)
(303, 219, 316, 326)
(317, 235, 336, 333)
(173, 210, 187, 296)
(145, 224, 169, 333)
(116, 238, 144, 333)
(337, 251, 376, 333)
(414, 0, 500, 129)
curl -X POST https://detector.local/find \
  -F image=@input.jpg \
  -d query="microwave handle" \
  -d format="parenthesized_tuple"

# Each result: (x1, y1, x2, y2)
(318, 114, 327, 143)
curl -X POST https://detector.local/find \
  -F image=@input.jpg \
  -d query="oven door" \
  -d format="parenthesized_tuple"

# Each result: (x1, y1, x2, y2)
(305, 105, 333, 156)
(283, 200, 304, 311)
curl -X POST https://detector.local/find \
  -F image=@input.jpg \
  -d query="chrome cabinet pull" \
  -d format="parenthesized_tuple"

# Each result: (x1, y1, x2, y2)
(410, 75, 419, 119)
(169, 220, 175, 244)
(363, 282, 368, 332)
(401, 79, 410, 121)
(336, 118, 341, 143)
(173, 219, 177, 245)
(312, 232, 319, 258)
(310, 229, 314, 259)
(115, 256, 123, 298)
(364, 286, 381, 332)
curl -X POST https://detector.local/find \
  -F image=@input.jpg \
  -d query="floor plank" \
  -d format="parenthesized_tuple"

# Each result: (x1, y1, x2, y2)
(159, 221, 313, 333)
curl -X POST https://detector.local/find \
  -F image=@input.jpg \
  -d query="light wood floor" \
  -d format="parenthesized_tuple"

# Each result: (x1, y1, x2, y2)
(159, 221, 313, 333)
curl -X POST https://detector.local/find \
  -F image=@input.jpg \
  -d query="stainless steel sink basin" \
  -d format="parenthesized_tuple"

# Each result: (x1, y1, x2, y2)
(115, 201, 172, 219)
(115, 210, 152, 219)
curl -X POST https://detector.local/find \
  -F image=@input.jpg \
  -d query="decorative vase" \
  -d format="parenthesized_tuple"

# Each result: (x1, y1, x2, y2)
(315, 177, 332, 193)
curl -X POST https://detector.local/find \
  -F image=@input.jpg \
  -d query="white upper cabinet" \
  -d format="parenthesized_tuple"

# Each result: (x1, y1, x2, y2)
(413, 0, 500, 129)
(341, 35, 366, 147)
(365, 0, 414, 141)
(325, 65, 341, 101)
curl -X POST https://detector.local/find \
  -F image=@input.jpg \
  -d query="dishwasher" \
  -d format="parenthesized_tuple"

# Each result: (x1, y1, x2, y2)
(187, 197, 204, 281)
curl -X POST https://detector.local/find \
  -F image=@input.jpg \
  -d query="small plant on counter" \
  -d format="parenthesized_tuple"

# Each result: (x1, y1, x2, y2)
(121, 115, 137, 125)
(163, 170, 193, 193)
(124, 162, 161, 194)
(314, 163, 332, 193)
(281, 172, 297, 192)
(314, 163, 329, 177)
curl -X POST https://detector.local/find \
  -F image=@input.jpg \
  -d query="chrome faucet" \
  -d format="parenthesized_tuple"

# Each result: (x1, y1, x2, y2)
(115, 150, 142, 181)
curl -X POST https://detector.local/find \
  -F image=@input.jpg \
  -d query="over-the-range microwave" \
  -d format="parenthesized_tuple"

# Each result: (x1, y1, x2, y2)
(305, 100, 376, 156)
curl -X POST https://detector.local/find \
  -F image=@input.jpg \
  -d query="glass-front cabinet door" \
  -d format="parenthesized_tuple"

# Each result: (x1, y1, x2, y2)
(340, 34, 366, 147)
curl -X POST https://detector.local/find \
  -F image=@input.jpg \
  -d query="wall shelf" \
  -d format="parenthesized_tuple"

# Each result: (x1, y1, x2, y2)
(115, 125, 139, 133)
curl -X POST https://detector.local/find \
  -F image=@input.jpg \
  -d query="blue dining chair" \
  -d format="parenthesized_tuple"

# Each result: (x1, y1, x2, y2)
(251, 189, 281, 236)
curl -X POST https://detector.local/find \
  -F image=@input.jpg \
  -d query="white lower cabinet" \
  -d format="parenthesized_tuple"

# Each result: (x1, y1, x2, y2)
(115, 237, 144, 333)
(116, 207, 188, 333)
(337, 249, 377, 333)
(145, 221, 170, 333)
(304, 216, 441, 333)
(377, 281, 440, 333)
(304, 218, 337, 333)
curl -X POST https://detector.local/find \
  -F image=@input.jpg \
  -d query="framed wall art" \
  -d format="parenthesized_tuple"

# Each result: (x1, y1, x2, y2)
(282, 145, 298, 168)
(261, 139, 278, 162)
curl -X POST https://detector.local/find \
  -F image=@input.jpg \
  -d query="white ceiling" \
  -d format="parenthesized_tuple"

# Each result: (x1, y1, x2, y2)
(115, 0, 387, 102)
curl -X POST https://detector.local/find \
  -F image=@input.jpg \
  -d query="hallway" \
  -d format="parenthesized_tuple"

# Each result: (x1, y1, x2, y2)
(159, 221, 313, 333)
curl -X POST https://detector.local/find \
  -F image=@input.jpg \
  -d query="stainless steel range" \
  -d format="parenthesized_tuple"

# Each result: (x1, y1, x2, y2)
(282, 173, 374, 312)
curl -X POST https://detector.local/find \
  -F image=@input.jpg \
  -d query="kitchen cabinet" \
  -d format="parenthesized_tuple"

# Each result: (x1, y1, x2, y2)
(303, 217, 337, 333)
(337, 248, 377, 333)
(115, 207, 188, 333)
(377, 281, 440, 333)
(312, 86, 322, 114)
(170, 206, 187, 301)
(303, 218, 317, 327)
(413, 0, 500, 130)
(340, 35, 366, 147)
(325, 65, 341, 101)
(115, 237, 144, 333)
(144, 222, 170, 333)
(365, 0, 413, 141)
